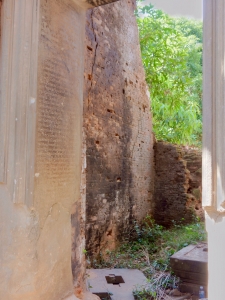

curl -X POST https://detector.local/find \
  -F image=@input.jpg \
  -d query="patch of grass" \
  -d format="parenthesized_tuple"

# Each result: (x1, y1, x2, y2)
(88, 216, 207, 273)
(87, 217, 206, 300)
(133, 269, 180, 300)
(133, 288, 156, 300)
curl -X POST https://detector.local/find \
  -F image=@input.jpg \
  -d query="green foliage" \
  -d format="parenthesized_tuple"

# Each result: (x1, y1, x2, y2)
(88, 217, 206, 271)
(133, 288, 156, 300)
(134, 217, 163, 245)
(136, 4, 203, 145)
(89, 217, 206, 299)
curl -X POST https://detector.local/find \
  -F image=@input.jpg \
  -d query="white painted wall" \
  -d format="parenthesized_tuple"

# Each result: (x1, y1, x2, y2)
(143, 0, 203, 19)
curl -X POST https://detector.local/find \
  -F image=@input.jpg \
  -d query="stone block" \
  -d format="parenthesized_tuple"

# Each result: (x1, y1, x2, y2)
(165, 294, 191, 300)
(179, 282, 207, 296)
(170, 243, 208, 287)
(86, 269, 148, 300)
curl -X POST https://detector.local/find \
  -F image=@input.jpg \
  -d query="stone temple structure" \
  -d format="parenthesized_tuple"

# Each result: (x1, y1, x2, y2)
(0, 0, 225, 299)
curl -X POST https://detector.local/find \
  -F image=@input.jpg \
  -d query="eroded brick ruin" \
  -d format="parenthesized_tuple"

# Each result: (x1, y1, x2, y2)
(83, 0, 155, 256)
(153, 141, 202, 227)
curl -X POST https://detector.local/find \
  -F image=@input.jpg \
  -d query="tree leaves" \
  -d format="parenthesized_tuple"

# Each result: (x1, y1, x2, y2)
(136, 4, 202, 146)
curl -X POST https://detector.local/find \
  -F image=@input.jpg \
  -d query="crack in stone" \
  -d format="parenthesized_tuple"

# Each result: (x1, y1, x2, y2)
(87, 10, 99, 108)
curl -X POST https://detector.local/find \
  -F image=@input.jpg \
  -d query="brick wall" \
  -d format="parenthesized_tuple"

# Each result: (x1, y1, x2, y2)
(83, 0, 154, 256)
(153, 141, 203, 227)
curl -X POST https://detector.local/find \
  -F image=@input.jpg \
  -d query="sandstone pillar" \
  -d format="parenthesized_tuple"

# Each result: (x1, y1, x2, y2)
(203, 0, 225, 299)
(0, 0, 117, 299)
(83, 0, 154, 257)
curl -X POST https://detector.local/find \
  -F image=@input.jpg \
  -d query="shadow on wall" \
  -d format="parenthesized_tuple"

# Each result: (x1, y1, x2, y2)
(85, 134, 133, 256)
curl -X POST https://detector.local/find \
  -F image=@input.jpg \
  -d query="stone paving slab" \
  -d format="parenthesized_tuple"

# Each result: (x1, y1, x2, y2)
(86, 269, 148, 300)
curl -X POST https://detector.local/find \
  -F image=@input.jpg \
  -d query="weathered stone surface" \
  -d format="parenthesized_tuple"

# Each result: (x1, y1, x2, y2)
(72, 130, 87, 288)
(83, 0, 154, 256)
(33, 1, 85, 298)
(179, 282, 206, 298)
(183, 147, 202, 214)
(153, 142, 202, 227)
(0, 0, 86, 299)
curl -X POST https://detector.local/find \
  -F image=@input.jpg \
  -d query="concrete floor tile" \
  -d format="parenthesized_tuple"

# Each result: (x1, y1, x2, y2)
(86, 269, 148, 300)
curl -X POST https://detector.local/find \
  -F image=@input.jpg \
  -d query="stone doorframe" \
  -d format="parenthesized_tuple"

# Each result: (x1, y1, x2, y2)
(203, 1, 225, 299)
(203, 0, 225, 216)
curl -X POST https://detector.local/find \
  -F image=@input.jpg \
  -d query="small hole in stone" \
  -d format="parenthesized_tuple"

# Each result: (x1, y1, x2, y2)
(117, 177, 121, 182)
(96, 141, 100, 145)
(88, 74, 92, 80)
(87, 45, 93, 51)
(105, 275, 125, 285)
(107, 229, 112, 236)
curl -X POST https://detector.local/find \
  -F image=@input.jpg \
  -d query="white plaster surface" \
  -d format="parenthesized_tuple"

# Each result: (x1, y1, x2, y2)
(203, 1, 225, 299)
(206, 212, 225, 300)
